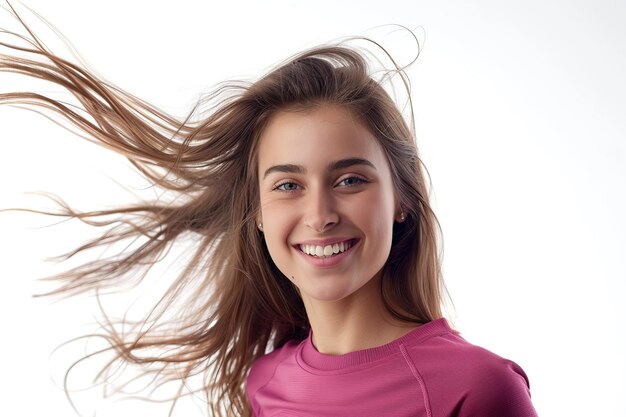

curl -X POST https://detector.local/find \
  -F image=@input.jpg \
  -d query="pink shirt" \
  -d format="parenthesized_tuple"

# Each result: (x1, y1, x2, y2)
(246, 318, 538, 416)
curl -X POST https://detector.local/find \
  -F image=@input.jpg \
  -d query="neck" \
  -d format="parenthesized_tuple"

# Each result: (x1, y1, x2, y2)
(301, 273, 421, 355)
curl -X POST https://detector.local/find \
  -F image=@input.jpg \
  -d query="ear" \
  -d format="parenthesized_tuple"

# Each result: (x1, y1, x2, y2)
(395, 205, 406, 223)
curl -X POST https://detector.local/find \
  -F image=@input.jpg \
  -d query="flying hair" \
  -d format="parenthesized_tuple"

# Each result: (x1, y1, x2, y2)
(0, 2, 452, 416)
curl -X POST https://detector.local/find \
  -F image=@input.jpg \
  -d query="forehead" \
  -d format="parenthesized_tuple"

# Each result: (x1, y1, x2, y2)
(257, 104, 388, 173)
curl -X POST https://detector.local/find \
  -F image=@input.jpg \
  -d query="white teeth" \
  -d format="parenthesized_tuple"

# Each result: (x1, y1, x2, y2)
(300, 240, 353, 258)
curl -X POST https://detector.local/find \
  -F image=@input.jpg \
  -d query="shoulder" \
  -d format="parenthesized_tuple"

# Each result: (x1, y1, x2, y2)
(245, 339, 302, 411)
(403, 329, 538, 416)
(435, 330, 531, 383)
(452, 350, 537, 417)
(455, 344, 533, 412)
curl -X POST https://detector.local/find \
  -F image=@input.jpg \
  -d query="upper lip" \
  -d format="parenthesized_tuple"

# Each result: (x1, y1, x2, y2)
(294, 237, 357, 247)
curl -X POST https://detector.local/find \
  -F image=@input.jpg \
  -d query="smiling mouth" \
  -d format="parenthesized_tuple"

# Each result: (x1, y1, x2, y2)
(297, 239, 358, 258)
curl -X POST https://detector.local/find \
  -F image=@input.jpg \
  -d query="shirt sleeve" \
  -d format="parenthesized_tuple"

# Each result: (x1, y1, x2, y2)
(456, 359, 539, 417)
(245, 367, 261, 417)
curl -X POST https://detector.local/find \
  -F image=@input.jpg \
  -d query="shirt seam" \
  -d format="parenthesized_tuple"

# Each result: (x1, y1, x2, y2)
(400, 342, 433, 417)
(250, 349, 293, 417)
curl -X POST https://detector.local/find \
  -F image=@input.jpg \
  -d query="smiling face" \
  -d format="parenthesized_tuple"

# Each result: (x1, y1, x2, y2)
(257, 104, 403, 306)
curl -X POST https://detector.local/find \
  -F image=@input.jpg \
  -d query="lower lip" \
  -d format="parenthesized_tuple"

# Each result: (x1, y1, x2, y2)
(295, 239, 360, 268)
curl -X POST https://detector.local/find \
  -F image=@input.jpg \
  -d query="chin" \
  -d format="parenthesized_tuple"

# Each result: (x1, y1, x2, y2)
(297, 279, 366, 303)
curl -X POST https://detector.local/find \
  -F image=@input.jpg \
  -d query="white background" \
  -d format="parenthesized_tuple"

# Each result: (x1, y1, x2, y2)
(1, 0, 625, 416)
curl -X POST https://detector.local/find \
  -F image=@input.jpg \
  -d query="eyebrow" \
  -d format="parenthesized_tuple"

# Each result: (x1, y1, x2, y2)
(262, 157, 376, 180)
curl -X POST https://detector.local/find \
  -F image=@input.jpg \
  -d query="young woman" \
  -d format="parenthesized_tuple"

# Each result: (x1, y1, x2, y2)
(0, 4, 538, 417)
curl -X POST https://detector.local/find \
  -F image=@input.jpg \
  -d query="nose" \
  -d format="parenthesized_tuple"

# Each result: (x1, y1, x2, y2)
(303, 186, 339, 233)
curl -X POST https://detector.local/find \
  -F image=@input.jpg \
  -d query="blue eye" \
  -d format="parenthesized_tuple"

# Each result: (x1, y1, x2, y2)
(273, 181, 300, 192)
(338, 176, 367, 187)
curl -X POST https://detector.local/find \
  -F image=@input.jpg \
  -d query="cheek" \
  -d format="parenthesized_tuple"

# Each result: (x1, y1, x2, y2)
(261, 200, 287, 230)
(260, 202, 295, 256)
(359, 188, 395, 222)
(362, 189, 396, 245)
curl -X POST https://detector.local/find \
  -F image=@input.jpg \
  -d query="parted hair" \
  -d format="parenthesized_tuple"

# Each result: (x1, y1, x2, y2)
(0, 4, 450, 417)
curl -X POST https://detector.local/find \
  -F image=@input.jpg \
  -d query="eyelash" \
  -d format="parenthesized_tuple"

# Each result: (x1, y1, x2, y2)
(272, 176, 368, 192)
(273, 181, 300, 192)
(338, 176, 368, 187)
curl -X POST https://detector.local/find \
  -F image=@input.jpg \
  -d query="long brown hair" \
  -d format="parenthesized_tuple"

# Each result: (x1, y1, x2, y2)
(0, 4, 451, 417)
